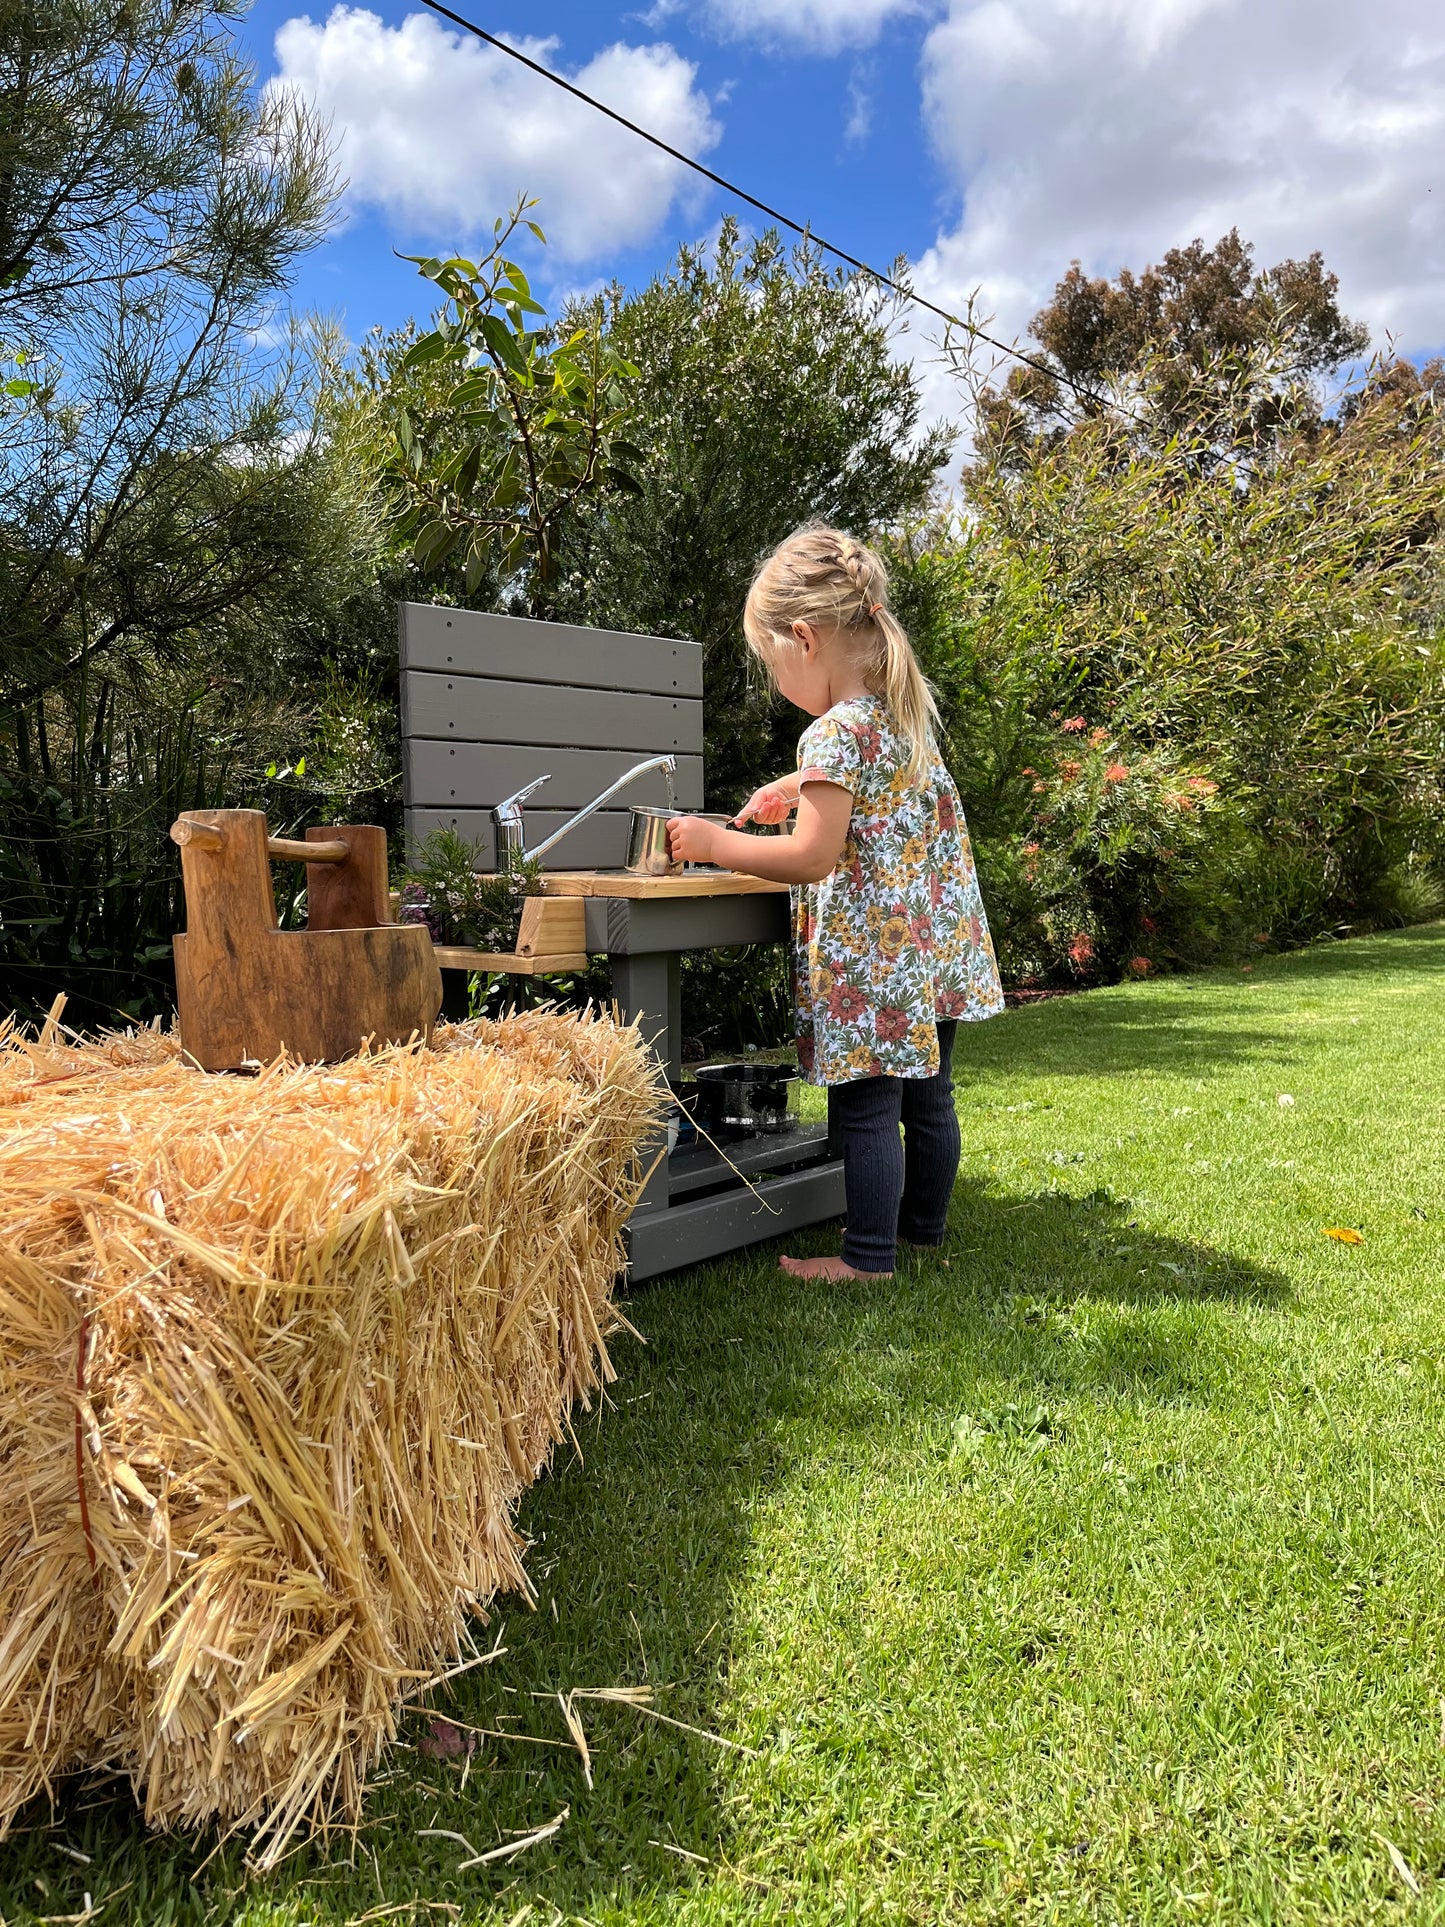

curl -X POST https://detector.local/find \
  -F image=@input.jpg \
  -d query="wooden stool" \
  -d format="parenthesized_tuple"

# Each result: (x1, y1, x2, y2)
(170, 810, 443, 1071)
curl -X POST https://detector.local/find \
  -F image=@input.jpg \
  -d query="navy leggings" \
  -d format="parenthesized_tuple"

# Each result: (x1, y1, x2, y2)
(826, 1021, 960, 1274)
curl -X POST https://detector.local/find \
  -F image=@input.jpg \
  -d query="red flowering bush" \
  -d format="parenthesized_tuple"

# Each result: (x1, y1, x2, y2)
(886, 354, 1445, 985)
(981, 724, 1238, 982)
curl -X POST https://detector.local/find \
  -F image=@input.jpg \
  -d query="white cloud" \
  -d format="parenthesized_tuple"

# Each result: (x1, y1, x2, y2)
(268, 8, 721, 261)
(846, 64, 874, 141)
(913, 0, 1445, 394)
(703, 0, 932, 54)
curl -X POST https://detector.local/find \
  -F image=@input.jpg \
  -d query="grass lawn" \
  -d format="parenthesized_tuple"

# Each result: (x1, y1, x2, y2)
(5, 927, 1445, 1925)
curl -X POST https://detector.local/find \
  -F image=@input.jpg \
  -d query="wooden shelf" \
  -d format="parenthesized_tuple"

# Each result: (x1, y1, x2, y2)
(539, 870, 787, 900)
(427, 895, 588, 974)
(432, 946, 586, 975)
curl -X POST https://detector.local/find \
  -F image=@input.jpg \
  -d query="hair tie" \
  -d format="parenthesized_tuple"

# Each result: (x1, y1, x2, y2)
(868, 602, 884, 618)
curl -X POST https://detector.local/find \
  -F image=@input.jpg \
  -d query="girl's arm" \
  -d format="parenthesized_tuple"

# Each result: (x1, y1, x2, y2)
(734, 773, 801, 824)
(668, 781, 852, 886)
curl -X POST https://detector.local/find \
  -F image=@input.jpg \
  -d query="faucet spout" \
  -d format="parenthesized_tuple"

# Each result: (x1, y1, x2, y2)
(525, 754, 677, 864)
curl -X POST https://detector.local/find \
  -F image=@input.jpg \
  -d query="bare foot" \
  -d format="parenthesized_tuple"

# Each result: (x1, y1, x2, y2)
(779, 1254, 893, 1282)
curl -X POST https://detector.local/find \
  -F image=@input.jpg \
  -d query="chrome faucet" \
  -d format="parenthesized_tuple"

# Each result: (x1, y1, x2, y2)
(491, 754, 677, 866)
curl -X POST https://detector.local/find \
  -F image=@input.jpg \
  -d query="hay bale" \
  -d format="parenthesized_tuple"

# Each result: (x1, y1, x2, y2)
(0, 1005, 662, 1865)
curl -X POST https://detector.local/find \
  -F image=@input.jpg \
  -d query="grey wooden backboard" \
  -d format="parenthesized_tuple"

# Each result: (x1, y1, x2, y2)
(398, 603, 704, 870)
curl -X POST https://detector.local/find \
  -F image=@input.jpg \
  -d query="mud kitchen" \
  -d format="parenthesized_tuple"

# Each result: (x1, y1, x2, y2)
(399, 602, 845, 1278)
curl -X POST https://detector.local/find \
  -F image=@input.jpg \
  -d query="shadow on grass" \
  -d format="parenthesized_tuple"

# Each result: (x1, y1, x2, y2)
(0, 1177, 1290, 1927)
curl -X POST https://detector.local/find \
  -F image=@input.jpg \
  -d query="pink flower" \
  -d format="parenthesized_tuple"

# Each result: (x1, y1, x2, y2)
(1104, 762, 1129, 784)
(1127, 955, 1151, 976)
(1061, 716, 1087, 733)
(912, 915, 934, 954)
(1021, 841, 1040, 857)
(1187, 776, 1218, 795)
(1089, 727, 1109, 748)
(1140, 914, 1157, 934)
(937, 990, 968, 1019)
(1060, 759, 1082, 779)
(875, 1006, 911, 1044)
(854, 724, 883, 763)
(1068, 933, 1095, 968)
(936, 791, 958, 832)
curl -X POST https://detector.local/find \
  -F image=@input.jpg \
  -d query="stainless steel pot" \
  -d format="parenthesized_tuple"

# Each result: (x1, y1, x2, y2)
(693, 1061, 800, 1135)
(624, 806, 730, 876)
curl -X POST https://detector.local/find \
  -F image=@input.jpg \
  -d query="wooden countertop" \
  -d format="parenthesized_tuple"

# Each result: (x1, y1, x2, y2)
(538, 870, 788, 900)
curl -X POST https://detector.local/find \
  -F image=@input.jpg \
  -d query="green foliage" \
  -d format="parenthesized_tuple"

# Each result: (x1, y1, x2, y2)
(0, 0, 363, 1026)
(556, 219, 952, 807)
(899, 343, 1445, 985)
(963, 228, 1370, 473)
(679, 944, 791, 1057)
(383, 201, 641, 601)
(397, 830, 541, 953)
(0, 682, 233, 1019)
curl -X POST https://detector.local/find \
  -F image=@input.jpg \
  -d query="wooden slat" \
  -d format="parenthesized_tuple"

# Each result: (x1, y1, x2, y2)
(515, 896, 586, 957)
(399, 602, 702, 697)
(540, 871, 788, 899)
(402, 671, 702, 755)
(404, 740, 702, 811)
(431, 946, 588, 975)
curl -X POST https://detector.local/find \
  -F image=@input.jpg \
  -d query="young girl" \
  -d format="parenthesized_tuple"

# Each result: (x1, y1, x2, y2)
(667, 524, 1005, 1282)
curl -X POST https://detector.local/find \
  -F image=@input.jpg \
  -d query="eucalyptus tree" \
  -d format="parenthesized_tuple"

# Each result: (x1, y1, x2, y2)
(961, 230, 1371, 479)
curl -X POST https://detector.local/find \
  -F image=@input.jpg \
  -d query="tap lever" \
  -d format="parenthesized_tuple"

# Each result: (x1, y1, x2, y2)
(492, 773, 551, 868)
(495, 773, 551, 819)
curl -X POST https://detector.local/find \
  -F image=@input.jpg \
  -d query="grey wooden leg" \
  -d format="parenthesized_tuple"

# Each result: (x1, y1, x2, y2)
(610, 951, 682, 1085)
(610, 950, 682, 1214)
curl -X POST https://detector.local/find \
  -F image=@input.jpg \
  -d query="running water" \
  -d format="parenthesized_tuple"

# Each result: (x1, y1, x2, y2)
(663, 763, 676, 815)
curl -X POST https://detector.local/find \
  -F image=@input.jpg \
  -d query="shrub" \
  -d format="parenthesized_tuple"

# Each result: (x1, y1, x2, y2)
(893, 347, 1445, 983)
(397, 832, 541, 952)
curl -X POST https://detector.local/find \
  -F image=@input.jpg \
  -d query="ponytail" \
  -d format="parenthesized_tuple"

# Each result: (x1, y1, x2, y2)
(744, 523, 939, 786)
(876, 607, 940, 787)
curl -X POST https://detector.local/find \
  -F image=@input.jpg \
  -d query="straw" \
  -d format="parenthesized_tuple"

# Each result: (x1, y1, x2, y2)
(0, 1007, 662, 1866)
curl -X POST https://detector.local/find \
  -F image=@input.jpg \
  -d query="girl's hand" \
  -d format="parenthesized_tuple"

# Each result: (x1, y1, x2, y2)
(734, 781, 796, 826)
(667, 814, 721, 865)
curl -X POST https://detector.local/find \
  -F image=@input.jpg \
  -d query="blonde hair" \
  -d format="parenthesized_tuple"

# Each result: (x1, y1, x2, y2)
(743, 523, 940, 785)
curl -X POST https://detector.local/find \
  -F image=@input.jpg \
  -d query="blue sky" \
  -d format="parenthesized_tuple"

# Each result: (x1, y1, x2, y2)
(241, 0, 1444, 415)
(240, 0, 954, 339)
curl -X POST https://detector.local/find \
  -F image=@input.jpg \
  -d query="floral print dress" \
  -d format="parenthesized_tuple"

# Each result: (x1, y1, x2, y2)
(793, 696, 1004, 1086)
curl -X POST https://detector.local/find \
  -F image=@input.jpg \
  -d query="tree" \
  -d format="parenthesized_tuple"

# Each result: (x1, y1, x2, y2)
(964, 230, 1370, 478)
(381, 203, 642, 605)
(555, 220, 953, 805)
(0, 0, 350, 1025)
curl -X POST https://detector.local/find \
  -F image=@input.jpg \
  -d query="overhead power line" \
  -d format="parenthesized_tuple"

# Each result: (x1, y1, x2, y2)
(416, 0, 1108, 411)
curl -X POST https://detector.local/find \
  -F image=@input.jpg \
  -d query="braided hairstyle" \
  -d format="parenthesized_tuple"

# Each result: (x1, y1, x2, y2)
(743, 523, 940, 785)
